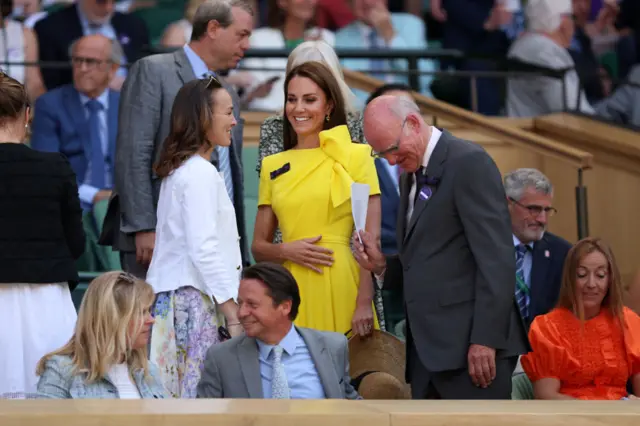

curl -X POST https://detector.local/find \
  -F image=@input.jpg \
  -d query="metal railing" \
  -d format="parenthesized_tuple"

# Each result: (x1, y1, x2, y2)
(2, 47, 605, 240)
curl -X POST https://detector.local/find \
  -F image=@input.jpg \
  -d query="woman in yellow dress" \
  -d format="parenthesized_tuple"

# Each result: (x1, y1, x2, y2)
(252, 61, 381, 337)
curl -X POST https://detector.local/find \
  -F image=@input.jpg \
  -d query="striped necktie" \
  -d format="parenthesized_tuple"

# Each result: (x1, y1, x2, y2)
(515, 244, 530, 321)
(270, 346, 290, 399)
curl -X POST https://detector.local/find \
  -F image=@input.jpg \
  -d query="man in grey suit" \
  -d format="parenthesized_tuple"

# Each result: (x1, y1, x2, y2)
(104, 0, 254, 276)
(352, 96, 529, 399)
(197, 262, 360, 400)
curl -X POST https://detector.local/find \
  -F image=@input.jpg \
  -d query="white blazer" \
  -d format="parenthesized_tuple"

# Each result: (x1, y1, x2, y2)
(239, 27, 335, 112)
(147, 155, 241, 303)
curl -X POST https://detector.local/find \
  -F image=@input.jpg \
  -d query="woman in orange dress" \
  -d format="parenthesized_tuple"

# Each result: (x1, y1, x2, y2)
(521, 237, 640, 400)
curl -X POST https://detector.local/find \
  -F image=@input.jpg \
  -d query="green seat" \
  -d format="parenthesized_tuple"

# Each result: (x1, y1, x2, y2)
(243, 147, 260, 264)
(132, 7, 185, 46)
(76, 199, 121, 273)
(511, 373, 534, 400)
(71, 272, 102, 310)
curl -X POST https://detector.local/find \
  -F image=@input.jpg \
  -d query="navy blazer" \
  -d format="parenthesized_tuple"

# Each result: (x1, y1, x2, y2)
(374, 159, 400, 255)
(34, 4, 149, 90)
(30, 84, 119, 188)
(528, 231, 573, 326)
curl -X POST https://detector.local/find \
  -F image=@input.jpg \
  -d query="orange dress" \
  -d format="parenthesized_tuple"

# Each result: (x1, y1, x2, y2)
(521, 307, 640, 399)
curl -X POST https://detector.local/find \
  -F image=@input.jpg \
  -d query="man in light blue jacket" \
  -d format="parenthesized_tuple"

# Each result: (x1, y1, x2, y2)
(335, 0, 435, 108)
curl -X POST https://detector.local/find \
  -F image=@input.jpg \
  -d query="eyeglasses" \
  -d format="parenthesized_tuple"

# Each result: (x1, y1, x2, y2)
(509, 197, 557, 217)
(370, 118, 406, 159)
(71, 56, 110, 69)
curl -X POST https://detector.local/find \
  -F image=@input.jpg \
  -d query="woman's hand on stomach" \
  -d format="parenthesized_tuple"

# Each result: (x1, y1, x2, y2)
(281, 236, 334, 273)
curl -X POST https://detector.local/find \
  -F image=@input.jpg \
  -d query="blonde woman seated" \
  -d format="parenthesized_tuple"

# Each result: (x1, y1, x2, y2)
(521, 237, 640, 400)
(36, 272, 168, 399)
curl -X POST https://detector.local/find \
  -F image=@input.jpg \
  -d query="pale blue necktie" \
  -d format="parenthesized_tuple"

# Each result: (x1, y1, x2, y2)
(270, 346, 290, 399)
(203, 72, 234, 201)
(515, 244, 530, 321)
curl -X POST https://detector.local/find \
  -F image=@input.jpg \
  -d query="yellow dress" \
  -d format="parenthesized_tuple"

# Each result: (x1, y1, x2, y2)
(258, 125, 381, 334)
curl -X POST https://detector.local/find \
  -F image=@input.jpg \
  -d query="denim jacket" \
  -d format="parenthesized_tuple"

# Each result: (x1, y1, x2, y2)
(36, 355, 169, 399)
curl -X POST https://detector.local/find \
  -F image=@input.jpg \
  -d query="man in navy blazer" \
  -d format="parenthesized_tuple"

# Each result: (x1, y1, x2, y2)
(504, 168, 572, 329)
(31, 34, 122, 271)
(34, 0, 149, 91)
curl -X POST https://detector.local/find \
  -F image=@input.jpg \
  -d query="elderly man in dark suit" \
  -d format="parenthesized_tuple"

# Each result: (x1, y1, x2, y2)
(34, 0, 149, 91)
(504, 168, 572, 328)
(352, 95, 529, 399)
(103, 0, 254, 277)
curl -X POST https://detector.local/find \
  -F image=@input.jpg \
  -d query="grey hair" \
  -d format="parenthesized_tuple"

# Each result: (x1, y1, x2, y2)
(388, 96, 421, 119)
(286, 41, 357, 114)
(526, 0, 572, 34)
(503, 168, 553, 201)
(68, 36, 125, 65)
(191, 0, 254, 41)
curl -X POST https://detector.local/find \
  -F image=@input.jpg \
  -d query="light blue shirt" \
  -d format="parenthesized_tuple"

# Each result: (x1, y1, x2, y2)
(256, 325, 326, 399)
(183, 44, 209, 79)
(76, 6, 127, 78)
(182, 44, 234, 201)
(78, 89, 112, 209)
(513, 234, 534, 293)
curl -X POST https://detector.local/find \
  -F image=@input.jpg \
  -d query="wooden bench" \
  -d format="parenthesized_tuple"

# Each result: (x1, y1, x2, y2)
(2, 400, 640, 426)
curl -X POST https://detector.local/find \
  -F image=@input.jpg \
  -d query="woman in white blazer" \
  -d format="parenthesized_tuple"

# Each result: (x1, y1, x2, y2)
(146, 76, 243, 399)
(239, 0, 335, 111)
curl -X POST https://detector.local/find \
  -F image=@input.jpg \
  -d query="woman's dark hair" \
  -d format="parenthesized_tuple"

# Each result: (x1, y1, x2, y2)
(0, 72, 29, 128)
(266, 0, 316, 30)
(154, 76, 224, 178)
(241, 262, 301, 321)
(283, 61, 348, 151)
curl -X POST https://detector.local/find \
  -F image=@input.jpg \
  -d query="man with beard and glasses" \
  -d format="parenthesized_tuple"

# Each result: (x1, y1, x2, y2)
(504, 168, 572, 329)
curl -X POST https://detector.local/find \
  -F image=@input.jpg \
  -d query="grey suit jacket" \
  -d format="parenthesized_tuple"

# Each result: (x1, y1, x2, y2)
(595, 65, 640, 128)
(196, 326, 360, 399)
(105, 48, 249, 263)
(392, 131, 529, 376)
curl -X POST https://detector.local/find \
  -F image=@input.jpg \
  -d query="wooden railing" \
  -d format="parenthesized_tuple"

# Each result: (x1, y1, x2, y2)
(2, 400, 640, 426)
(530, 113, 640, 294)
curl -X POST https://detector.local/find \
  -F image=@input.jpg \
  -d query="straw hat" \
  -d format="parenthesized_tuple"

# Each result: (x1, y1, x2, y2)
(348, 330, 410, 399)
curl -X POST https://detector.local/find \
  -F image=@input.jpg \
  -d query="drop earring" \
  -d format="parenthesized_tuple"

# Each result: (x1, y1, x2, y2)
(325, 114, 330, 122)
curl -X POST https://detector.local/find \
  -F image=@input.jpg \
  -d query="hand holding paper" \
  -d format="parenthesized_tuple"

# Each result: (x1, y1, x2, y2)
(351, 183, 370, 244)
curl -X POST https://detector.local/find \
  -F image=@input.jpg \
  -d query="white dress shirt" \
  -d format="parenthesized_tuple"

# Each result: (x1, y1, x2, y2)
(406, 127, 442, 221)
(147, 155, 242, 303)
(107, 364, 141, 399)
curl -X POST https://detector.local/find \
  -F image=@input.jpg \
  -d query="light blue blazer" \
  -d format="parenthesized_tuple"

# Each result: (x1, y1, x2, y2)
(36, 355, 169, 399)
(335, 14, 435, 107)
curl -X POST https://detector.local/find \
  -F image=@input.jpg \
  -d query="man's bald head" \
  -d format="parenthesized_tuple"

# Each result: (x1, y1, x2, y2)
(363, 95, 429, 173)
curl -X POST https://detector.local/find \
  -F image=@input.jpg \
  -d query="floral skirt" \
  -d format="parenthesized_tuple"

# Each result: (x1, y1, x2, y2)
(149, 286, 224, 398)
